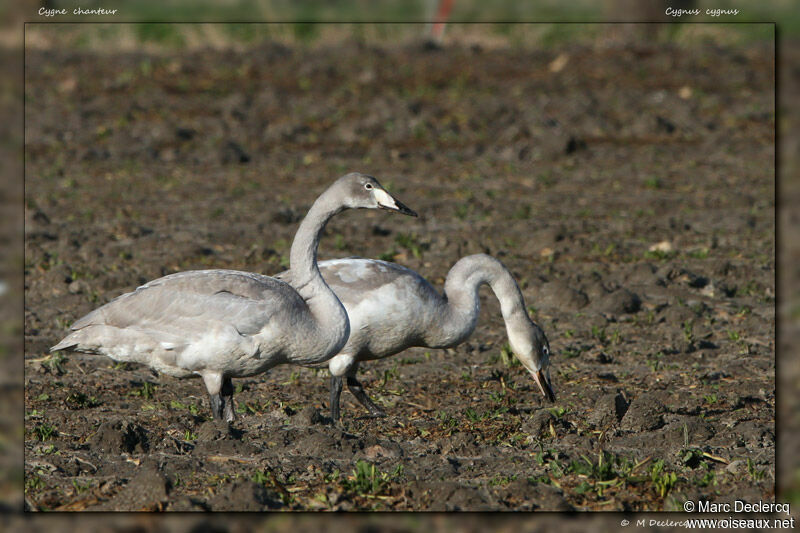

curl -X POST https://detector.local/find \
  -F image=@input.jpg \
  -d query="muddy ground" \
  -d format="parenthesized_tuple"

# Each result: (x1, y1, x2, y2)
(23, 37, 775, 511)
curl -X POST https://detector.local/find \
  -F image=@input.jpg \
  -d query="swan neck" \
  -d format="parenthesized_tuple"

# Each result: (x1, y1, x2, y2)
(436, 254, 529, 347)
(289, 193, 341, 293)
(285, 188, 349, 361)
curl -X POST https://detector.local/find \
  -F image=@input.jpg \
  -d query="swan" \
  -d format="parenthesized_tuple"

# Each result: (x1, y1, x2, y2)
(50, 173, 418, 423)
(275, 254, 554, 421)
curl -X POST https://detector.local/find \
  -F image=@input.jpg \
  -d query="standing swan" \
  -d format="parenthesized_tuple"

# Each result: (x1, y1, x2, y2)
(275, 254, 555, 421)
(50, 173, 417, 423)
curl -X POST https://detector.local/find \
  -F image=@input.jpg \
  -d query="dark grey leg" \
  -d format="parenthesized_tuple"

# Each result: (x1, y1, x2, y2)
(221, 377, 236, 423)
(208, 393, 223, 420)
(347, 376, 386, 417)
(330, 375, 343, 422)
(202, 373, 225, 421)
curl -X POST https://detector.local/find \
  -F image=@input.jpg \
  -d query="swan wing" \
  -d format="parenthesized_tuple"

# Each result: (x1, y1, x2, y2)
(63, 270, 301, 344)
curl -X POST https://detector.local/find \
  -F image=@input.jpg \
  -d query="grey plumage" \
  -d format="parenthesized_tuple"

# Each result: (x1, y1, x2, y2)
(275, 254, 555, 421)
(50, 173, 417, 423)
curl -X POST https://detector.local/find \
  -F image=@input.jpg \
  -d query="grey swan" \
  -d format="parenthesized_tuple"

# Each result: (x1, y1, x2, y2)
(51, 173, 417, 423)
(276, 254, 554, 421)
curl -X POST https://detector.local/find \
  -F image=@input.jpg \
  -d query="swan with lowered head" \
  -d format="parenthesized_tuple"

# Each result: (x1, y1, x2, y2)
(276, 254, 554, 421)
(50, 173, 417, 423)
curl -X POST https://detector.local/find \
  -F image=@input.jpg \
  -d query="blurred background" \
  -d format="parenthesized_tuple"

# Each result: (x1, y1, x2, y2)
(2, 0, 796, 529)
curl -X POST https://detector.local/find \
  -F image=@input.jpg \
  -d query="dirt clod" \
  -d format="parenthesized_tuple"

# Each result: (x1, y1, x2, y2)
(535, 281, 589, 311)
(89, 419, 148, 454)
(291, 405, 325, 426)
(493, 479, 572, 511)
(522, 410, 557, 438)
(621, 394, 666, 432)
(591, 288, 641, 315)
(425, 481, 496, 511)
(588, 392, 629, 428)
(95, 463, 168, 511)
(209, 481, 284, 511)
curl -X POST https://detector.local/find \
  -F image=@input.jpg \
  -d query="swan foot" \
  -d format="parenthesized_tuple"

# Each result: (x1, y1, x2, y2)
(346, 376, 386, 418)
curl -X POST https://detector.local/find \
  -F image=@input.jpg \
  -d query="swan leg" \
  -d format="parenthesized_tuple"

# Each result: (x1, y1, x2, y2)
(220, 377, 236, 423)
(346, 376, 386, 418)
(208, 394, 223, 420)
(201, 372, 225, 421)
(330, 375, 344, 422)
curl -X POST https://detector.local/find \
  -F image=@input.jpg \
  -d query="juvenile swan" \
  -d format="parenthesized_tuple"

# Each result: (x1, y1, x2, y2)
(50, 173, 417, 423)
(276, 254, 554, 421)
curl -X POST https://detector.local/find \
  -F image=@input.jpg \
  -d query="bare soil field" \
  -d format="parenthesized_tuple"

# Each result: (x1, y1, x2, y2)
(24, 37, 774, 511)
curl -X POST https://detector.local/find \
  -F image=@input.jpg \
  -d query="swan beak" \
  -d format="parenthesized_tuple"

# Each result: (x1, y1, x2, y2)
(374, 188, 418, 217)
(533, 369, 556, 403)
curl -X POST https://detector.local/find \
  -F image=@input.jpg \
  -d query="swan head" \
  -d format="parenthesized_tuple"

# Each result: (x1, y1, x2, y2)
(336, 173, 417, 217)
(510, 323, 556, 403)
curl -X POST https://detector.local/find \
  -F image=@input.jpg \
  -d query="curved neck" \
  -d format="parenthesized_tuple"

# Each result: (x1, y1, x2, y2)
(289, 193, 342, 293)
(285, 190, 349, 361)
(428, 254, 530, 348)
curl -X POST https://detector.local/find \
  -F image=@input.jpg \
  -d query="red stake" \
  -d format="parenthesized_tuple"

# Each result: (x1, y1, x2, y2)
(431, 0, 454, 42)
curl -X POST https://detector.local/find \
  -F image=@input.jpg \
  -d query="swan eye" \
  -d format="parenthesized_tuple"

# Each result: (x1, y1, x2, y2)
(364, 183, 374, 190)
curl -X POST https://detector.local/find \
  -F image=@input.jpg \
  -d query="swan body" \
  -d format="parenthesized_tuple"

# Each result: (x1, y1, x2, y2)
(275, 254, 554, 421)
(50, 173, 417, 423)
